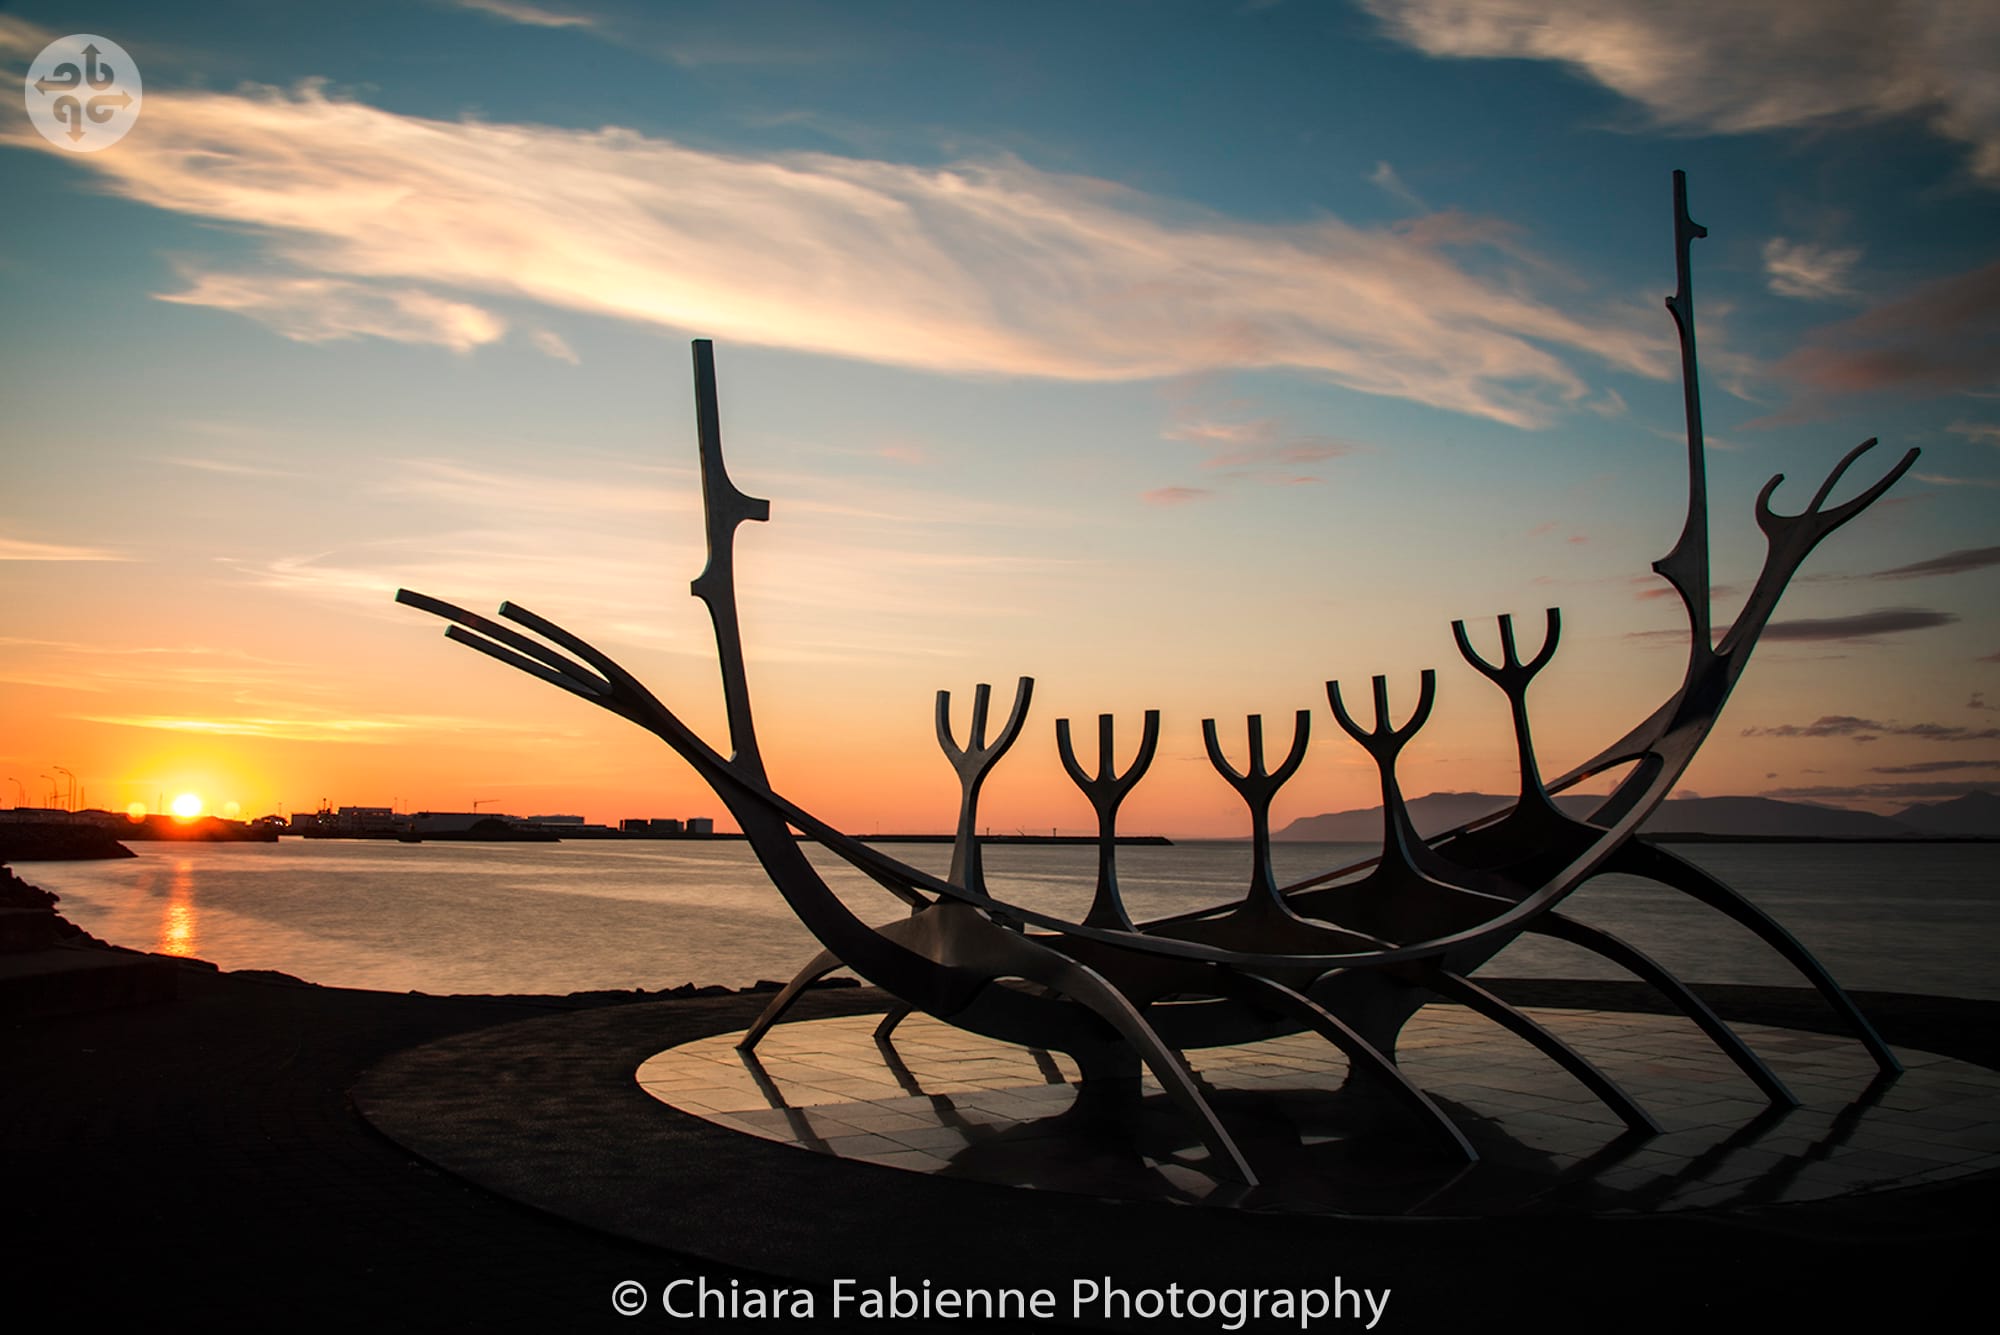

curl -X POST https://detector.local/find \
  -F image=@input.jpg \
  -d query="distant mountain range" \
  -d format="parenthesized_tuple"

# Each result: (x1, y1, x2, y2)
(1274, 790, 2000, 842)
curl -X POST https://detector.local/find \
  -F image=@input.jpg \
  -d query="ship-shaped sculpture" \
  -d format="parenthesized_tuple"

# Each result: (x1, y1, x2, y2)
(400, 174, 1914, 1185)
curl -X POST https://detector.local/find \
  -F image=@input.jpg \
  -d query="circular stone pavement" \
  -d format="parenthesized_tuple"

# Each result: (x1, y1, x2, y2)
(638, 1006, 2000, 1217)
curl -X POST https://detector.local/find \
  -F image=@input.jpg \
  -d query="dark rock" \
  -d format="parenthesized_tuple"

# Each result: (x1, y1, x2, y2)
(0, 823, 137, 861)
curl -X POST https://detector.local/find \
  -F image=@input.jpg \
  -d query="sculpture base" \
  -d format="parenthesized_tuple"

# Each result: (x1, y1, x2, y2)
(641, 1006, 1998, 1217)
(350, 983, 1999, 1326)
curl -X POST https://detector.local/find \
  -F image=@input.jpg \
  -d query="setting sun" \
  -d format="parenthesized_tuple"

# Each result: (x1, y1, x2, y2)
(169, 792, 204, 820)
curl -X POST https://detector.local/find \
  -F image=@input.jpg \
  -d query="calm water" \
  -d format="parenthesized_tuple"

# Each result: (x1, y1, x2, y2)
(16, 839, 1998, 1000)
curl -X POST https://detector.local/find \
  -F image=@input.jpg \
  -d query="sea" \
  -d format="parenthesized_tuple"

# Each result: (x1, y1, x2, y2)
(14, 839, 1997, 1001)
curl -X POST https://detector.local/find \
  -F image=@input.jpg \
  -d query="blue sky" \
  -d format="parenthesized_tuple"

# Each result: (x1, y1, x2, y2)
(1, 0, 1995, 833)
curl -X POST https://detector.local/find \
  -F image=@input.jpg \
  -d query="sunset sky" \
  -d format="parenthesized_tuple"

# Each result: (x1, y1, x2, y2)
(2, 1, 1995, 837)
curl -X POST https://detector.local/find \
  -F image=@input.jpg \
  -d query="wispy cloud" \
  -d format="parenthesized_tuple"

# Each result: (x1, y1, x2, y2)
(1762, 780, 1995, 802)
(1870, 759, 2000, 774)
(0, 537, 125, 561)
(0, 15, 53, 60)
(1368, 160, 1428, 212)
(1743, 714, 2000, 742)
(1763, 606, 1958, 641)
(77, 714, 406, 742)
(1866, 545, 2000, 580)
(1632, 576, 1740, 602)
(15, 84, 1670, 428)
(1779, 259, 2000, 395)
(75, 710, 567, 743)
(451, 0, 595, 28)
(1762, 237, 1861, 300)
(1164, 415, 1364, 472)
(0, 639, 332, 698)
(165, 457, 300, 479)
(390, 458, 693, 519)
(530, 329, 580, 364)
(1948, 420, 2000, 446)
(1362, 0, 2000, 184)
(1913, 471, 2000, 489)
(209, 451, 1084, 652)
(158, 269, 507, 353)
(1142, 486, 1213, 506)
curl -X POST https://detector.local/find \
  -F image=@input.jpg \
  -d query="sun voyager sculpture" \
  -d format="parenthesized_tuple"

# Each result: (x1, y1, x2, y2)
(400, 174, 1914, 1186)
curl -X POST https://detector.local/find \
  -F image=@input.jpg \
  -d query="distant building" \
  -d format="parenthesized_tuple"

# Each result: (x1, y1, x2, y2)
(685, 817, 714, 836)
(410, 811, 484, 836)
(335, 806, 398, 834)
(525, 814, 585, 826)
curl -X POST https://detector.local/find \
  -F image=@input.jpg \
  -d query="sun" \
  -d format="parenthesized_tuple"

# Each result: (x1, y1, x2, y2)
(170, 792, 204, 820)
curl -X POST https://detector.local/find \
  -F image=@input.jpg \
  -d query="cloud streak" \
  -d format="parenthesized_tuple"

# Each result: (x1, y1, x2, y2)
(1363, 0, 2000, 184)
(0, 537, 125, 561)
(14, 84, 1670, 428)
(1743, 714, 2000, 742)
(1869, 759, 2000, 774)
(157, 269, 507, 352)
(1779, 259, 2000, 395)
(1762, 237, 1862, 300)
(1763, 606, 1958, 641)
(452, 1, 595, 29)
(1867, 545, 2000, 580)
(75, 710, 569, 744)
(1762, 780, 1996, 801)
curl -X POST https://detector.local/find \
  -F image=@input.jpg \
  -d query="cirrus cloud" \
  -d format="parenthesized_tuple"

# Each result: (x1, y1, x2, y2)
(1762, 238, 1863, 301)
(1763, 606, 1958, 641)
(1778, 259, 2000, 395)
(0, 537, 126, 561)
(1363, 0, 2000, 184)
(7, 84, 1671, 429)
(157, 269, 507, 352)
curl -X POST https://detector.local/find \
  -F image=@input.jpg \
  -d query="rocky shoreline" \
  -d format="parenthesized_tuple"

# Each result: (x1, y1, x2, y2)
(0, 821, 136, 862)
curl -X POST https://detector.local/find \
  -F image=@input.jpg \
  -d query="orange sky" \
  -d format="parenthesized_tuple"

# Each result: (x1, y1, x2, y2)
(3, 7, 1994, 835)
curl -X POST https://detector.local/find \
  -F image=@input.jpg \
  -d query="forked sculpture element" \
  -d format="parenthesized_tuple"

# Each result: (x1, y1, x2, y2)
(400, 174, 1915, 1186)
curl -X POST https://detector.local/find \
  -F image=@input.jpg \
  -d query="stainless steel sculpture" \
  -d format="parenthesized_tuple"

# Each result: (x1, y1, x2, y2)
(400, 174, 1914, 1186)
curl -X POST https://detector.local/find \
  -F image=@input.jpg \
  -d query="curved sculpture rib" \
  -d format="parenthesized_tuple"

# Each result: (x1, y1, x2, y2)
(740, 947, 845, 1051)
(1214, 968, 1479, 1162)
(1531, 913, 1798, 1106)
(1608, 840, 1902, 1075)
(1419, 970, 1661, 1135)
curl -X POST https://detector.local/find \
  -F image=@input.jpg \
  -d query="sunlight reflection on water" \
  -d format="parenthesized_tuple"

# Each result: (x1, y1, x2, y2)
(15, 838, 1997, 1000)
